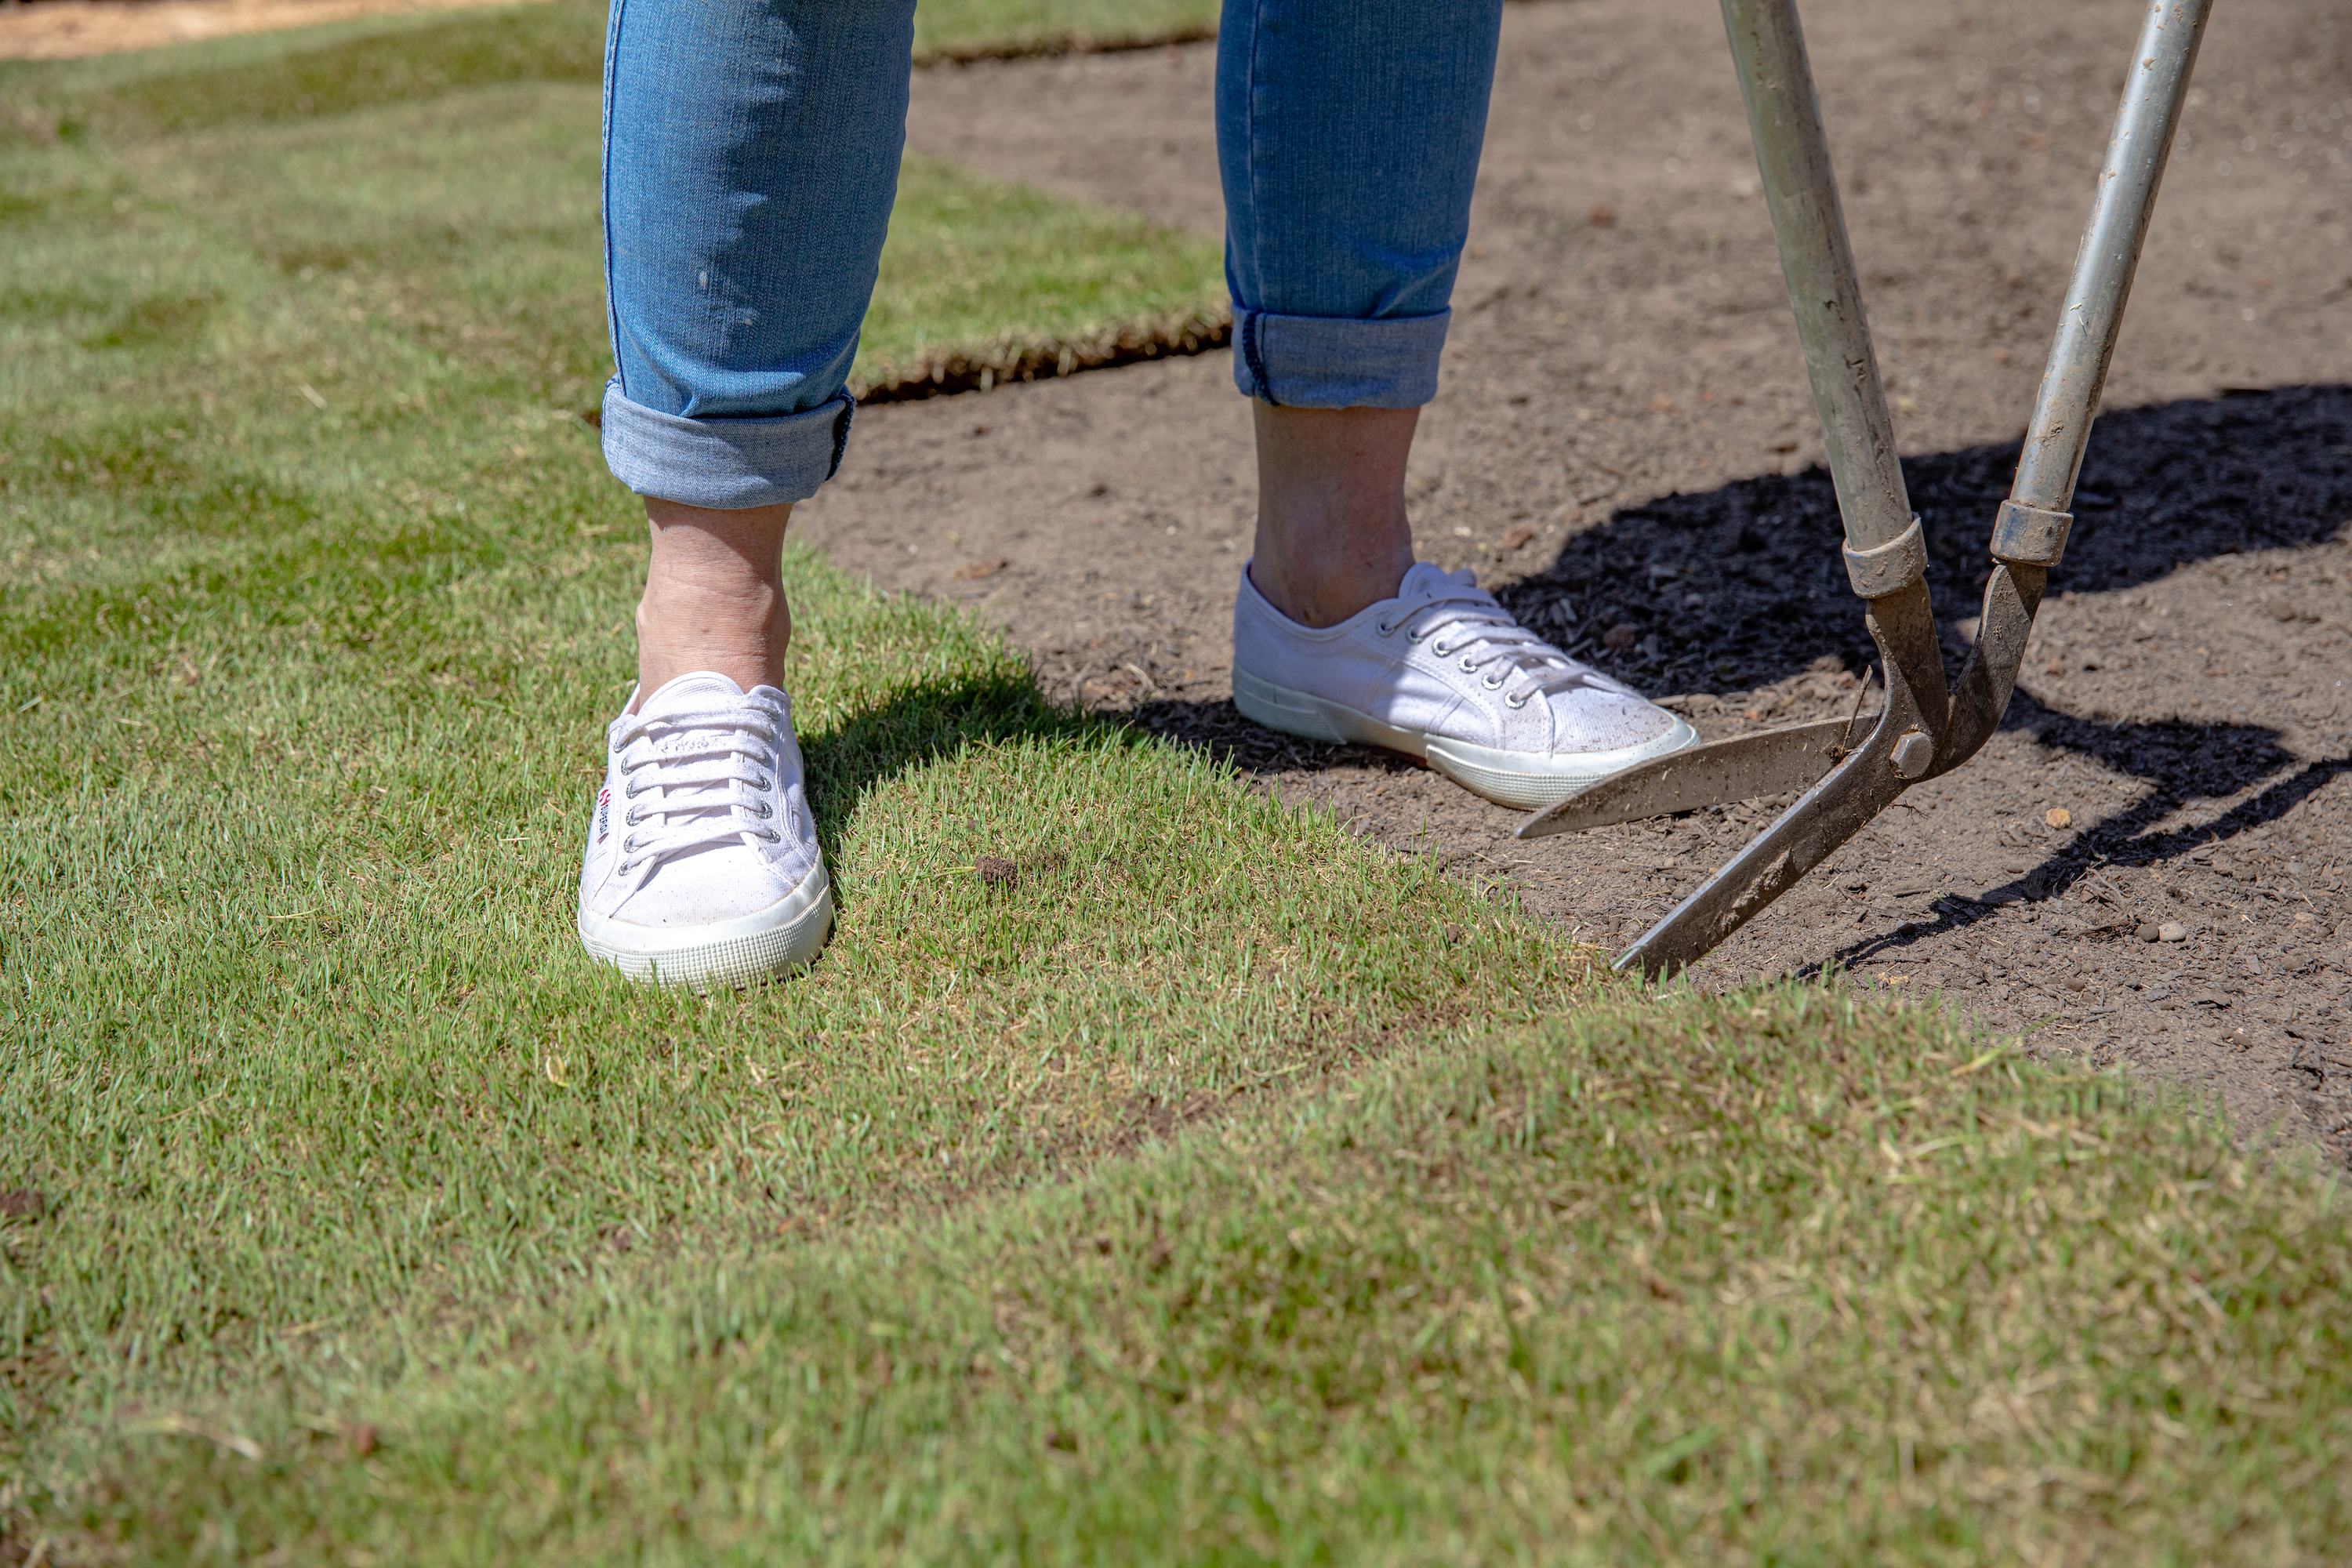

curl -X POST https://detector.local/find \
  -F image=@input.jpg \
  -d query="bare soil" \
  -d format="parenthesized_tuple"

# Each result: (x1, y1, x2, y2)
(809, 0, 2352, 1160)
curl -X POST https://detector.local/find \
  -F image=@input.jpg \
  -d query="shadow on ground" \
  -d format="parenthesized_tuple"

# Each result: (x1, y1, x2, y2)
(1506, 383, 2352, 694)
(799, 668, 1084, 869)
(1124, 384, 2352, 841)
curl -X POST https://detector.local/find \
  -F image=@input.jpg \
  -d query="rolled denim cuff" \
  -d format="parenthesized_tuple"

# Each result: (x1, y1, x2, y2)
(598, 379, 855, 509)
(1231, 307, 1451, 409)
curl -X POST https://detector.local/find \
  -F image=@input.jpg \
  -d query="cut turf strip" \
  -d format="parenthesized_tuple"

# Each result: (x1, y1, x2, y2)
(912, 0, 1218, 65)
(0, 0, 1224, 116)
(0, 5, 1229, 402)
(34, 989, 2352, 1562)
(853, 299, 1230, 404)
(855, 156, 1225, 401)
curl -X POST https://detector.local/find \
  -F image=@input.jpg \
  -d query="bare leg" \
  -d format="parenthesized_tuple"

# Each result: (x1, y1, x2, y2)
(1247, 403, 1421, 629)
(634, 499, 795, 699)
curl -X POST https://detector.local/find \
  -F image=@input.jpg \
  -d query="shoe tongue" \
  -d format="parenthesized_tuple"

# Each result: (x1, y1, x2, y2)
(636, 671, 749, 720)
(1395, 561, 1483, 604)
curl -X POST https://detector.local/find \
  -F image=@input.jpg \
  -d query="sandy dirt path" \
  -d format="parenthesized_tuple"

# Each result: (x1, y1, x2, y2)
(818, 0, 2352, 1158)
(0, 0, 550, 62)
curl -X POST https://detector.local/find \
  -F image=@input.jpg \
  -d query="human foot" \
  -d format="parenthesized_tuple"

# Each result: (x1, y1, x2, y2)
(1231, 561, 1697, 809)
(576, 672, 831, 989)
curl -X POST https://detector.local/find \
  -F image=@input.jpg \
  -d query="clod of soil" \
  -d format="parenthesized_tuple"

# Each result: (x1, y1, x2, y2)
(0, 1187, 45, 1220)
(977, 855, 1019, 885)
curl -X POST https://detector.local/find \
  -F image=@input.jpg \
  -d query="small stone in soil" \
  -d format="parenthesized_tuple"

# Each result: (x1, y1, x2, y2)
(2158, 920, 2187, 942)
(2044, 808, 2071, 829)
(1501, 524, 1537, 550)
(2137, 921, 2161, 942)
(978, 855, 1018, 885)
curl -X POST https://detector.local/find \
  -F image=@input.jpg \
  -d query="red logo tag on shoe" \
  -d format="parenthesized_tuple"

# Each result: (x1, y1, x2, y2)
(596, 786, 612, 843)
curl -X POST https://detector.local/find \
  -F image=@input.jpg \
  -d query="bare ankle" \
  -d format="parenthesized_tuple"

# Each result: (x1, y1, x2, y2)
(1249, 403, 1419, 628)
(636, 498, 795, 695)
(635, 577, 789, 697)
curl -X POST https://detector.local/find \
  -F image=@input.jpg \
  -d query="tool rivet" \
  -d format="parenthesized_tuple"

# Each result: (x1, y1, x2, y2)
(1889, 730, 1935, 779)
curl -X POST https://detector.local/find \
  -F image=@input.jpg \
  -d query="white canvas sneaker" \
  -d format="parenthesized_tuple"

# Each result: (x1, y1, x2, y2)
(576, 672, 833, 990)
(1231, 561, 1698, 810)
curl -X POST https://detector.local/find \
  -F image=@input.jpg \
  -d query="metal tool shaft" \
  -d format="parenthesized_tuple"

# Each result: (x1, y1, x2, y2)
(1937, 0, 2211, 774)
(2013, 0, 2212, 513)
(1570, 0, 2212, 978)
(1720, 0, 1914, 554)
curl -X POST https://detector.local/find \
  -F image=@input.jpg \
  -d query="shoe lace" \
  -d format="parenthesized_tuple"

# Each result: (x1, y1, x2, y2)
(1380, 586, 1613, 709)
(610, 701, 785, 876)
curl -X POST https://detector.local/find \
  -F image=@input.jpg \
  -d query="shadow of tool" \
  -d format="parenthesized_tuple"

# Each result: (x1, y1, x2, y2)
(1122, 386, 2352, 799)
(1495, 383, 2352, 700)
(1828, 718, 2348, 973)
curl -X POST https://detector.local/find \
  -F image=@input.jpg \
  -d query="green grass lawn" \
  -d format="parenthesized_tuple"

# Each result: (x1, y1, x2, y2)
(0, 0, 1227, 397)
(4, 6, 2351, 1563)
(0, 0, 1223, 125)
(912, 0, 1219, 59)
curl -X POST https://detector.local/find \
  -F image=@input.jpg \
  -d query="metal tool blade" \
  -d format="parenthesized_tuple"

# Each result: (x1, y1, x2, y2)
(1613, 583, 1944, 977)
(1517, 716, 1866, 839)
(1544, 0, 2209, 980)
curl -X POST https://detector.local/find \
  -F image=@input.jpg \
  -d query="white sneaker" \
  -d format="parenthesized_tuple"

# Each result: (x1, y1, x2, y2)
(1231, 561, 1698, 809)
(576, 672, 833, 990)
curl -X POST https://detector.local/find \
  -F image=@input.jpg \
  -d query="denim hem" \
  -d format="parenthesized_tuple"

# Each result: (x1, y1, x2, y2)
(599, 379, 854, 508)
(1231, 307, 1452, 409)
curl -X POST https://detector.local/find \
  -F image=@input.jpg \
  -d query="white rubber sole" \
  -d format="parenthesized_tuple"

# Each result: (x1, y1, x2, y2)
(579, 858, 833, 993)
(1232, 665, 1699, 811)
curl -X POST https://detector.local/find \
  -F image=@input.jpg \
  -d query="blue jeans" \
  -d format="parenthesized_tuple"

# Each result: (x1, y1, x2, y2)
(600, 0, 1506, 510)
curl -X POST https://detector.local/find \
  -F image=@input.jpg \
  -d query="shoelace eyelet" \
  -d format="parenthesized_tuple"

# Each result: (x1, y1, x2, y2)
(1428, 641, 1449, 656)
(1460, 655, 1479, 673)
(750, 774, 773, 792)
(750, 801, 773, 819)
(752, 827, 781, 843)
(1406, 628, 1425, 643)
(1481, 674, 1504, 690)
(1505, 691, 1530, 709)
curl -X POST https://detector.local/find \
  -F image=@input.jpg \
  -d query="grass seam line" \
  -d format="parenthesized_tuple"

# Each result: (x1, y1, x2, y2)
(852, 303, 1232, 405)
(910, 24, 1217, 68)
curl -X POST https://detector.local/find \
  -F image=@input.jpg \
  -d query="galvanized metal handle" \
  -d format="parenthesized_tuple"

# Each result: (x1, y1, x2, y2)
(1561, 0, 2212, 978)
(1930, 0, 2212, 779)
(1721, 0, 1918, 569)
(2013, 0, 2212, 518)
